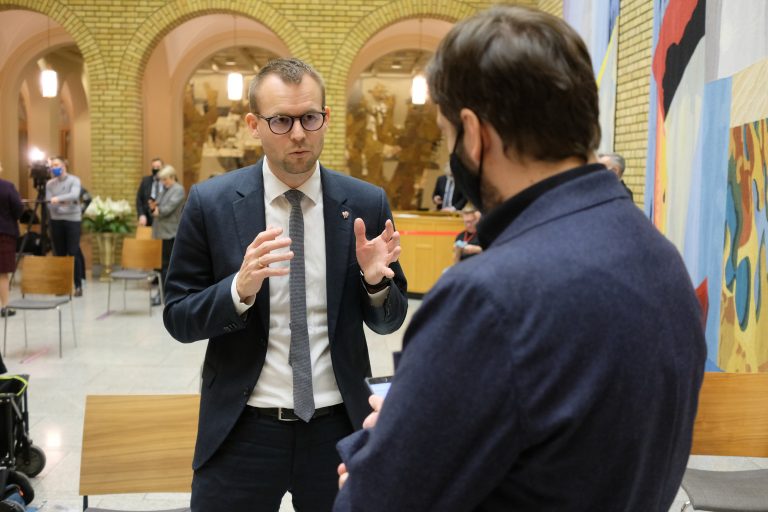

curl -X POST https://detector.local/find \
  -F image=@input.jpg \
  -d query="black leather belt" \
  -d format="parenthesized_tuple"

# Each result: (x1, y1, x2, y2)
(252, 403, 346, 422)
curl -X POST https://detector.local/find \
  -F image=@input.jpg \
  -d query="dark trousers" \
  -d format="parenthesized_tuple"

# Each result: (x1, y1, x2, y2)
(191, 406, 353, 512)
(50, 219, 84, 289)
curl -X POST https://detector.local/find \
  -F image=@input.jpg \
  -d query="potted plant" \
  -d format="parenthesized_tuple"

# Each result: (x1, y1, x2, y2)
(82, 196, 133, 281)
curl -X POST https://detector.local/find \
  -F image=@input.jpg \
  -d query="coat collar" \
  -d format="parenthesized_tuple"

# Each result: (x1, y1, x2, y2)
(493, 168, 628, 248)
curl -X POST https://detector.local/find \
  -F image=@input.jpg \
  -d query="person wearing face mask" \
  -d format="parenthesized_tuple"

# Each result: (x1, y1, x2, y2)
(46, 156, 85, 296)
(136, 157, 164, 227)
(334, 6, 706, 512)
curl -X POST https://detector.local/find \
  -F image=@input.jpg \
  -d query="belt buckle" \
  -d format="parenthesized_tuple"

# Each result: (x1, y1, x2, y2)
(277, 408, 299, 422)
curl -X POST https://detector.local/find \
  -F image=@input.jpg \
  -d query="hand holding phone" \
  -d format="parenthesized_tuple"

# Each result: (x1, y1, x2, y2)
(365, 375, 393, 398)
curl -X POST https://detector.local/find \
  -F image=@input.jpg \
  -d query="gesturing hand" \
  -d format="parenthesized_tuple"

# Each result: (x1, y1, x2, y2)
(354, 218, 401, 285)
(235, 226, 293, 303)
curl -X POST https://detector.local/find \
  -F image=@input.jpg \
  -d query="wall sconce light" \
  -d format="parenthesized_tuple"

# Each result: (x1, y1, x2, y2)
(411, 19, 427, 105)
(227, 15, 243, 101)
(41, 18, 58, 98)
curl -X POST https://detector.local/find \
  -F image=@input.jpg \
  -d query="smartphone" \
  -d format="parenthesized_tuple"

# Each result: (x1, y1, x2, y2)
(365, 375, 393, 398)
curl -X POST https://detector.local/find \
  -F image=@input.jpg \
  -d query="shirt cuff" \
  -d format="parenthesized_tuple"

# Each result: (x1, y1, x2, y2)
(231, 271, 255, 315)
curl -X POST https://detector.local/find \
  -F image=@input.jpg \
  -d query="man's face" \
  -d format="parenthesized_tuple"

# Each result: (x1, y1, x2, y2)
(51, 159, 67, 176)
(246, 74, 328, 184)
(462, 211, 480, 233)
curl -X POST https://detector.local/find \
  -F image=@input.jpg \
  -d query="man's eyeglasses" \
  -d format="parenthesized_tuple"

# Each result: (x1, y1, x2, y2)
(256, 111, 327, 135)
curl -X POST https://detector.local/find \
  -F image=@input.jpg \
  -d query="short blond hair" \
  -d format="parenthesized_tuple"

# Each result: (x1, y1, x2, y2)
(157, 165, 177, 181)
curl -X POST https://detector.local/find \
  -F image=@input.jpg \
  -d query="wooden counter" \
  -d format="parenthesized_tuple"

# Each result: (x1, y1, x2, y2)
(393, 211, 465, 295)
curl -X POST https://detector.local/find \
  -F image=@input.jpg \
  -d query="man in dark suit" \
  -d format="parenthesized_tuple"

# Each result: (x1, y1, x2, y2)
(163, 58, 407, 512)
(432, 170, 466, 211)
(135, 157, 163, 227)
(334, 6, 706, 512)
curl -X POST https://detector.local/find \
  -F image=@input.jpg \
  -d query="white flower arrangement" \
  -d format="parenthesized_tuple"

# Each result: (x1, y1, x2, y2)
(82, 196, 133, 233)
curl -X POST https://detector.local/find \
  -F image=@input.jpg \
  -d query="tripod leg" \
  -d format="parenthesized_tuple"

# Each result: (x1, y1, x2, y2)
(11, 201, 42, 288)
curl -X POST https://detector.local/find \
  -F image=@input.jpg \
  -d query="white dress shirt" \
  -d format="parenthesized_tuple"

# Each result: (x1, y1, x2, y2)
(231, 159, 342, 409)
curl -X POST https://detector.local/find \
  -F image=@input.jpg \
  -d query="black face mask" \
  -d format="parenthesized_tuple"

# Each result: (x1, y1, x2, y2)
(449, 126, 484, 212)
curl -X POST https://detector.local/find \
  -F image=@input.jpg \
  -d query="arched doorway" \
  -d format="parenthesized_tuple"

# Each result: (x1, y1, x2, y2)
(0, 10, 91, 199)
(142, 13, 289, 190)
(346, 18, 453, 211)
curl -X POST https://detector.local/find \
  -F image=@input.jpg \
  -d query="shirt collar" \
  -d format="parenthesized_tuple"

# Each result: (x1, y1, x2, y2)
(263, 158, 322, 205)
(477, 162, 604, 248)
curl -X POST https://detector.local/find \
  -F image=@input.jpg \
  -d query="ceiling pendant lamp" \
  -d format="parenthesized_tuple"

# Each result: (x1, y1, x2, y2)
(41, 18, 58, 98)
(411, 18, 427, 105)
(227, 15, 243, 101)
(411, 74, 427, 105)
(227, 71, 244, 101)
(41, 69, 58, 98)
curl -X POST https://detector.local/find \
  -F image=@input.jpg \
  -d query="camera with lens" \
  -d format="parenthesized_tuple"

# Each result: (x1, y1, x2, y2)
(27, 148, 51, 189)
(29, 161, 51, 186)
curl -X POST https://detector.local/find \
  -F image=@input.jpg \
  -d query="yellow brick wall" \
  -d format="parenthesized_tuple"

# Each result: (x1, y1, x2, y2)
(537, 0, 563, 17)
(0, 0, 516, 203)
(2, 0, 649, 206)
(536, 0, 653, 207)
(614, 0, 654, 207)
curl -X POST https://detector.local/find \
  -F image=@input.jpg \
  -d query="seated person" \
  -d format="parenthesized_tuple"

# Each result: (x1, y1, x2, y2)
(453, 206, 482, 263)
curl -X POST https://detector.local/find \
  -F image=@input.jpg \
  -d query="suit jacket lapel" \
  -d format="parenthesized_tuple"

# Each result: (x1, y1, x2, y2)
(232, 161, 269, 336)
(321, 167, 352, 342)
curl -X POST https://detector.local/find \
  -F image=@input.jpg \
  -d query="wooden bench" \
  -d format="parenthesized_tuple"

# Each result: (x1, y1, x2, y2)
(79, 394, 200, 511)
(681, 372, 768, 511)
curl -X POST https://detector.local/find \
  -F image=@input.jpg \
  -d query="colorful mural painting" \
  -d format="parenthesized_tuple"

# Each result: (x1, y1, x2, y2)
(563, 0, 620, 153)
(721, 119, 768, 371)
(647, 0, 768, 371)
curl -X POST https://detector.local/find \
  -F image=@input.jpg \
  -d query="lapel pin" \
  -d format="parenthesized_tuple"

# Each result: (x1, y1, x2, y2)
(342, 211, 350, 219)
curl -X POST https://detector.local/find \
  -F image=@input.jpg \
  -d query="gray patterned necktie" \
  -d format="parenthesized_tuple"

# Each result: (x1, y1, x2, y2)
(284, 189, 315, 422)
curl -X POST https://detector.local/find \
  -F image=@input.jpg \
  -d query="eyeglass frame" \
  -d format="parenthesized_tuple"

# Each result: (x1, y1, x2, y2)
(255, 110, 328, 135)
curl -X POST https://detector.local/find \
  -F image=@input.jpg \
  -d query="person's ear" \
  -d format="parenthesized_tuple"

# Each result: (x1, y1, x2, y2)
(245, 113, 261, 139)
(458, 108, 483, 167)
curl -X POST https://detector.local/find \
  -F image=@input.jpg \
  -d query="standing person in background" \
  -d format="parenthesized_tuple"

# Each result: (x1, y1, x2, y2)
(432, 167, 466, 211)
(0, 163, 24, 319)
(163, 57, 408, 512)
(137, 157, 164, 227)
(453, 205, 481, 263)
(46, 156, 84, 297)
(598, 152, 633, 201)
(334, 6, 706, 511)
(150, 165, 184, 306)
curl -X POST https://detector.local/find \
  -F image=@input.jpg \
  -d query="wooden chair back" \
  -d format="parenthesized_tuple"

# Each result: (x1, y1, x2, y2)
(79, 394, 199, 497)
(120, 238, 162, 270)
(135, 225, 153, 240)
(20, 256, 74, 296)
(690, 372, 768, 457)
